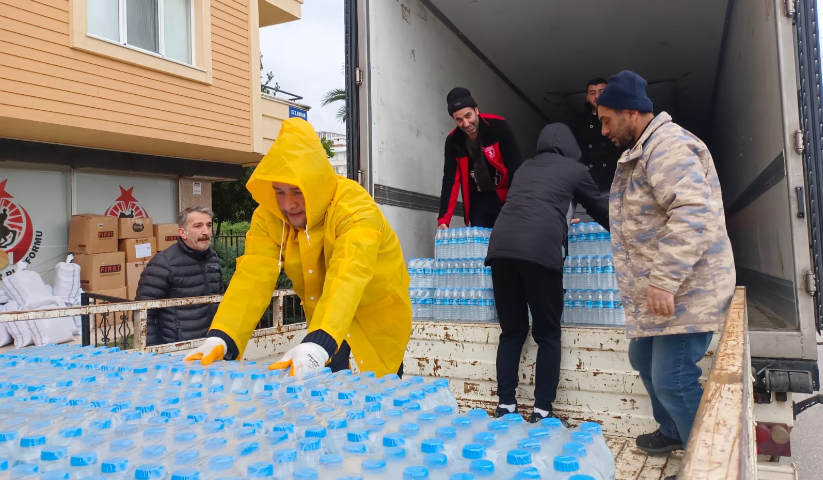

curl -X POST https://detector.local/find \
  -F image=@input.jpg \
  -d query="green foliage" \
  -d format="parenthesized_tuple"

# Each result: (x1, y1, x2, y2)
(320, 137, 335, 159)
(321, 87, 346, 123)
(212, 167, 256, 237)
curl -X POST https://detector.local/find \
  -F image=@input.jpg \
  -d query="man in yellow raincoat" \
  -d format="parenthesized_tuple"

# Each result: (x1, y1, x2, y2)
(184, 118, 412, 377)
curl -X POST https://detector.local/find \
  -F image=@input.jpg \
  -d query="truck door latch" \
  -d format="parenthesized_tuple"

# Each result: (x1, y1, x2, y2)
(794, 130, 805, 154)
(355, 67, 364, 87)
(805, 271, 816, 294)
(785, 0, 796, 18)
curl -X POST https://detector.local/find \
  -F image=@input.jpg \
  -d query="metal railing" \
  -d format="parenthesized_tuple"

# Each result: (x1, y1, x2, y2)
(0, 290, 305, 351)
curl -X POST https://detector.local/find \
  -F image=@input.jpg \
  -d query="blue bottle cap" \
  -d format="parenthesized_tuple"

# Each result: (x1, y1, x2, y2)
(292, 468, 318, 479)
(11, 463, 38, 476)
(305, 426, 327, 438)
(142, 445, 166, 460)
(265, 409, 285, 421)
(246, 462, 273, 478)
(135, 464, 165, 480)
(433, 405, 453, 417)
(101, 458, 129, 473)
(528, 427, 550, 439)
(187, 412, 208, 423)
(175, 450, 199, 465)
(514, 466, 541, 479)
(487, 420, 509, 433)
(0, 431, 17, 442)
(462, 443, 485, 460)
(272, 422, 294, 433)
(563, 442, 588, 457)
(452, 417, 472, 429)
(161, 408, 181, 419)
(343, 443, 366, 455)
(385, 446, 406, 460)
(435, 427, 457, 441)
(202, 422, 225, 435)
(143, 427, 166, 439)
(110, 438, 134, 453)
(409, 391, 425, 401)
(362, 459, 386, 471)
(237, 441, 260, 457)
(503, 413, 524, 424)
(473, 431, 496, 447)
(382, 432, 405, 447)
(41, 446, 68, 461)
(233, 428, 256, 441)
(59, 427, 81, 438)
(70, 451, 98, 467)
(418, 413, 437, 424)
(328, 418, 348, 430)
(403, 465, 429, 479)
(421, 438, 444, 453)
(385, 409, 403, 418)
(569, 476, 596, 480)
(424, 453, 448, 469)
(365, 402, 381, 413)
(470, 459, 495, 476)
(449, 474, 476, 480)
(506, 449, 532, 466)
(273, 449, 297, 464)
(570, 432, 594, 445)
(41, 470, 69, 480)
(319, 453, 344, 469)
(174, 432, 197, 443)
(204, 437, 227, 451)
(147, 417, 169, 426)
(346, 409, 365, 420)
(346, 429, 369, 443)
(467, 408, 489, 420)
(539, 417, 563, 430)
(20, 435, 46, 447)
(553, 455, 579, 473)
(393, 397, 410, 407)
(518, 438, 541, 452)
(298, 438, 320, 452)
(365, 393, 382, 403)
(400, 423, 419, 436)
(208, 456, 234, 471)
(403, 402, 421, 412)
(170, 469, 199, 480)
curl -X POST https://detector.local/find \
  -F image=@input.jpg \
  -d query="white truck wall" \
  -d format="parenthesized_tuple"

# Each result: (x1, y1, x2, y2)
(710, 0, 798, 328)
(366, 0, 546, 258)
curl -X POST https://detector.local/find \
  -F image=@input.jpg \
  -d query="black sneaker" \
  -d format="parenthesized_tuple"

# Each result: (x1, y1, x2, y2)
(529, 410, 571, 428)
(495, 406, 515, 418)
(635, 429, 684, 455)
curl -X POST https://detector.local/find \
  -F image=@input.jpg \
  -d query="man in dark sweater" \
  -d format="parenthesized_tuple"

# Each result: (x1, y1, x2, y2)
(438, 87, 523, 229)
(572, 77, 624, 193)
(136, 206, 222, 346)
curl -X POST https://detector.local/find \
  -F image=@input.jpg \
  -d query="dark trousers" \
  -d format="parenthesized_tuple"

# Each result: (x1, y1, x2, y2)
(490, 259, 564, 411)
(327, 340, 404, 378)
(469, 192, 503, 228)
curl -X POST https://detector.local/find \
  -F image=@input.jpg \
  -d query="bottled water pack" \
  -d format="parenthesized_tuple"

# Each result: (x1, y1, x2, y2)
(433, 228, 491, 260)
(408, 256, 496, 321)
(0, 345, 616, 480)
(562, 223, 625, 326)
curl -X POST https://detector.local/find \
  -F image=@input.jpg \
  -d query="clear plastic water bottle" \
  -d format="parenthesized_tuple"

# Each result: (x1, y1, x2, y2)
(594, 290, 605, 325)
(602, 256, 616, 290)
(272, 450, 297, 480)
(434, 231, 445, 259)
(592, 256, 603, 290)
(572, 257, 583, 290)
(583, 290, 595, 324)
(503, 450, 532, 478)
(553, 455, 581, 479)
(402, 466, 429, 480)
(69, 451, 98, 480)
(40, 447, 69, 472)
(567, 224, 579, 257)
(101, 457, 130, 480)
(563, 291, 575, 325)
(562, 257, 573, 290)
(572, 291, 585, 325)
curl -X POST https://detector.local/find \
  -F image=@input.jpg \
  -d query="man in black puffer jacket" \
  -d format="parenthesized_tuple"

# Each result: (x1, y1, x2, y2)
(486, 123, 609, 424)
(136, 206, 222, 346)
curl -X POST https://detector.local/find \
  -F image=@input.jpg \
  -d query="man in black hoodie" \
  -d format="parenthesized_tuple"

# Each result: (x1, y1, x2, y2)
(572, 77, 624, 193)
(486, 123, 609, 423)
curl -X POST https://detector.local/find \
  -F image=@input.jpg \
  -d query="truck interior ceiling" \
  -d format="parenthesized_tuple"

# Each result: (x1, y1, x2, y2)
(424, 0, 799, 332)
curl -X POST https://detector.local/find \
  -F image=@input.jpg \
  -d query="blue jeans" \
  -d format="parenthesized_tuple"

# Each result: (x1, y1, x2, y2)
(628, 332, 713, 444)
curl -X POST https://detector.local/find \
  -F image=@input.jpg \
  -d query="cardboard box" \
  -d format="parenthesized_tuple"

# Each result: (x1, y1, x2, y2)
(88, 286, 128, 301)
(125, 261, 148, 288)
(154, 224, 178, 251)
(127, 284, 139, 301)
(68, 214, 118, 254)
(74, 252, 126, 291)
(119, 217, 153, 239)
(119, 238, 156, 263)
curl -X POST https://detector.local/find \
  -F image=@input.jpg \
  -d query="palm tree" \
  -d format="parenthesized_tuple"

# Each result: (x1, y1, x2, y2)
(321, 88, 346, 123)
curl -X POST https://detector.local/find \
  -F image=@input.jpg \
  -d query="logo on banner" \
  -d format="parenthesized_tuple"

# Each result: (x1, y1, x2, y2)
(105, 186, 150, 218)
(0, 179, 44, 274)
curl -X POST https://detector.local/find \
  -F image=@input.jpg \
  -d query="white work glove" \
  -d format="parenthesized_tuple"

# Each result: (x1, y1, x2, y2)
(183, 337, 228, 365)
(268, 343, 329, 377)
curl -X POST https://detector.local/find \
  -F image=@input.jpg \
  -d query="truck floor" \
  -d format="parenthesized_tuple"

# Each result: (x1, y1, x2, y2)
(606, 436, 682, 480)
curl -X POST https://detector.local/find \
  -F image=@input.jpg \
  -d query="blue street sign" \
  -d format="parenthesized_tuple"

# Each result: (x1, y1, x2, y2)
(289, 106, 308, 120)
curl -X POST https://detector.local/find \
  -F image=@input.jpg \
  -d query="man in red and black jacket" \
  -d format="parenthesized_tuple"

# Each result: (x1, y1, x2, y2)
(437, 87, 524, 229)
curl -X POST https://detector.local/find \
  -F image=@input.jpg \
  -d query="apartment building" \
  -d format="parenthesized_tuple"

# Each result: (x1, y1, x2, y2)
(0, 0, 307, 277)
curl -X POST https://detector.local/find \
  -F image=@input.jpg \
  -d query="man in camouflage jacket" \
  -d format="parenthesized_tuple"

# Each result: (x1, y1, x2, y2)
(597, 71, 736, 456)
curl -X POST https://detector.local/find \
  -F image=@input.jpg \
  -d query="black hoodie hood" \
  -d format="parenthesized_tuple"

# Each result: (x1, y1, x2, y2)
(536, 123, 582, 160)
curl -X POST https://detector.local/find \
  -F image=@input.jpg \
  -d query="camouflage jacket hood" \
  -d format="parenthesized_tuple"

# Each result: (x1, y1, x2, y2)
(609, 112, 736, 337)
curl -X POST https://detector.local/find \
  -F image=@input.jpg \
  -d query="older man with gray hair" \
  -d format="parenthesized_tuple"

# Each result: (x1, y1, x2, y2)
(136, 206, 222, 346)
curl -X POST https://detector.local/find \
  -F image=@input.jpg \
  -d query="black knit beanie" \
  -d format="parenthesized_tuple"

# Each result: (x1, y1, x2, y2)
(597, 71, 654, 113)
(447, 87, 478, 116)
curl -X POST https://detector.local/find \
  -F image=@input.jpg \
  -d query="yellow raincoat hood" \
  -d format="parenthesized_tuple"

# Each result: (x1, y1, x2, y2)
(209, 119, 412, 376)
(246, 118, 337, 230)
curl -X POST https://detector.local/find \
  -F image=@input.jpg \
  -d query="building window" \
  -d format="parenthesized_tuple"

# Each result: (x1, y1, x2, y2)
(88, 0, 193, 65)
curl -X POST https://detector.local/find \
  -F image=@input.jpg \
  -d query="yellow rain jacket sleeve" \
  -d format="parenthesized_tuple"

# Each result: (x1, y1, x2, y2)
(206, 118, 411, 375)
